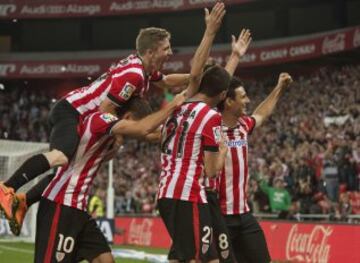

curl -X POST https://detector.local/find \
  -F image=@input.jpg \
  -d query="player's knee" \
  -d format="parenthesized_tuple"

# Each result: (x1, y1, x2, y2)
(43, 150, 69, 167)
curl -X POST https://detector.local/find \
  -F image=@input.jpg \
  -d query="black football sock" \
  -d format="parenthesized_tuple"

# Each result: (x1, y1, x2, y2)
(4, 154, 50, 191)
(25, 173, 55, 208)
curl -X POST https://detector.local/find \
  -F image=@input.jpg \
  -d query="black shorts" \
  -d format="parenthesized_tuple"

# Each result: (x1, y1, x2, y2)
(34, 198, 111, 263)
(206, 191, 235, 263)
(158, 198, 215, 261)
(225, 212, 271, 263)
(48, 99, 80, 160)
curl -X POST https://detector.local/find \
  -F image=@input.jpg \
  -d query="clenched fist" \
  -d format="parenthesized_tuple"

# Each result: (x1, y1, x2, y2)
(277, 72, 293, 88)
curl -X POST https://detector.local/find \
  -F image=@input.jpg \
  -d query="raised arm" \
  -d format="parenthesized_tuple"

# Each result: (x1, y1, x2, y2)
(225, 29, 252, 76)
(153, 73, 190, 90)
(186, 2, 226, 98)
(252, 73, 293, 128)
(111, 92, 185, 137)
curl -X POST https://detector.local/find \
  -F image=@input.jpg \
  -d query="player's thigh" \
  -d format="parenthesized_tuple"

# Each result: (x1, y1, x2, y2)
(34, 199, 85, 263)
(234, 213, 271, 263)
(76, 217, 112, 262)
(91, 252, 115, 263)
(48, 99, 80, 160)
(206, 192, 234, 263)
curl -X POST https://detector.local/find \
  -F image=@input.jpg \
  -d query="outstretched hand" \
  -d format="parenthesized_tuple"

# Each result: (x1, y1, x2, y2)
(205, 2, 226, 36)
(231, 28, 252, 58)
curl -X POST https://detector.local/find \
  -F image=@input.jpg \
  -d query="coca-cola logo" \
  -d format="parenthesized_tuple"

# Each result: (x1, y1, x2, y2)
(128, 218, 153, 246)
(286, 224, 333, 263)
(322, 33, 346, 54)
(0, 4, 16, 16)
(353, 28, 360, 48)
(0, 64, 16, 76)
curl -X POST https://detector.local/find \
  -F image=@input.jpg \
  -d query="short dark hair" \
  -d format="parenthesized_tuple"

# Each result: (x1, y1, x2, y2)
(217, 76, 245, 112)
(198, 65, 230, 97)
(136, 27, 171, 55)
(116, 96, 153, 120)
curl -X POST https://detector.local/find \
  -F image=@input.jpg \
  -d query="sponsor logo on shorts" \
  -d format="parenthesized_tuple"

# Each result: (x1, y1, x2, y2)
(100, 113, 118, 124)
(119, 82, 136, 101)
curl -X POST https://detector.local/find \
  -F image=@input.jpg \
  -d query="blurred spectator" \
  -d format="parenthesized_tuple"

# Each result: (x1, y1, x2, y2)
(259, 178, 291, 216)
(88, 188, 106, 218)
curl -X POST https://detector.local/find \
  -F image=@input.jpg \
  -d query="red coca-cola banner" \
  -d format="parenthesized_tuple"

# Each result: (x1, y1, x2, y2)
(115, 216, 360, 262)
(0, 26, 359, 79)
(0, 0, 251, 19)
(114, 217, 170, 248)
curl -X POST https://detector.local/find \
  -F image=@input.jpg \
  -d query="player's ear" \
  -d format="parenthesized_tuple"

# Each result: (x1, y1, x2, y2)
(122, 112, 134, 120)
(225, 97, 232, 107)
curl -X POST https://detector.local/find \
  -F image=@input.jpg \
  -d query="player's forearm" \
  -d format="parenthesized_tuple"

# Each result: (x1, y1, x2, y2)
(225, 52, 241, 76)
(215, 150, 227, 173)
(252, 85, 284, 126)
(188, 32, 217, 93)
(136, 100, 179, 135)
(163, 74, 190, 87)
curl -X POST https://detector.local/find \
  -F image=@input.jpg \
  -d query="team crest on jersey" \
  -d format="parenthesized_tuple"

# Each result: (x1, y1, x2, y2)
(119, 82, 135, 101)
(100, 113, 118, 123)
(202, 244, 210, 254)
(212, 126, 222, 143)
(56, 251, 65, 262)
(221, 249, 230, 259)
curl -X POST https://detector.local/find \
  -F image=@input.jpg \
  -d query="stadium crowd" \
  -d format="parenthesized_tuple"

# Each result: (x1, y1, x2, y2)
(1, 64, 359, 219)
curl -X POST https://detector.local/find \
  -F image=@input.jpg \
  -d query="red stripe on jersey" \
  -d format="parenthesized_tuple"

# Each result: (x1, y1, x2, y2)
(174, 106, 209, 201)
(44, 203, 61, 263)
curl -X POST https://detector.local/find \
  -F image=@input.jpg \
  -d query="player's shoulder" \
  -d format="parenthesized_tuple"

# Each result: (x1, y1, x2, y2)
(110, 54, 145, 77)
(87, 112, 119, 125)
(238, 115, 256, 132)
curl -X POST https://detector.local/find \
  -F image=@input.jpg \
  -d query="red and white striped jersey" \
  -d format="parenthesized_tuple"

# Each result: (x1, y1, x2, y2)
(158, 101, 222, 204)
(43, 112, 119, 211)
(65, 54, 163, 117)
(218, 115, 256, 215)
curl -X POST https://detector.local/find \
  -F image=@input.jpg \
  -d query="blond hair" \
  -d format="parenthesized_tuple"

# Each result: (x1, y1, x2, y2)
(136, 27, 171, 55)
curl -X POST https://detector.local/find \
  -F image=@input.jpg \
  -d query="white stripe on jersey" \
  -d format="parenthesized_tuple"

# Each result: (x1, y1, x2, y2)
(111, 67, 144, 80)
(234, 129, 245, 213)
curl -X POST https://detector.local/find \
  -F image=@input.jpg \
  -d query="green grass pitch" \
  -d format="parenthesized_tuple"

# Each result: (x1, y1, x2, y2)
(0, 241, 168, 263)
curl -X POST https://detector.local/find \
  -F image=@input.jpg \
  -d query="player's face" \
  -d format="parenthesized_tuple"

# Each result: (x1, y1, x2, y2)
(232, 86, 250, 117)
(151, 37, 172, 71)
